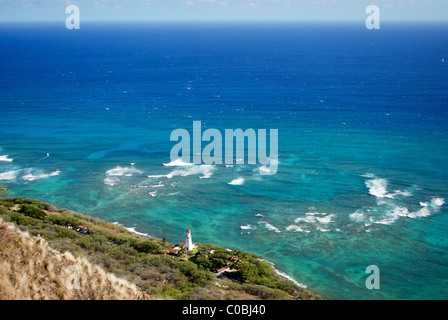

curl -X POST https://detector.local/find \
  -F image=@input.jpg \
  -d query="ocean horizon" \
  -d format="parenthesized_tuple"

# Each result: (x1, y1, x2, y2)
(1, 21, 447, 299)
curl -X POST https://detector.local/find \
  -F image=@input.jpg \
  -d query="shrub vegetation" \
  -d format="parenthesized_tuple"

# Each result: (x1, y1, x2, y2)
(0, 197, 321, 300)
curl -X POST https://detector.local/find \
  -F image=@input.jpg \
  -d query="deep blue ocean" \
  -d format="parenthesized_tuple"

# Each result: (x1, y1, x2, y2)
(1, 22, 447, 299)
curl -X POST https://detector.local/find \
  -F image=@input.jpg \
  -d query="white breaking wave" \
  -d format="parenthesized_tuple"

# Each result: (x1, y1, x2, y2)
(104, 176, 119, 186)
(229, 178, 245, 185)
(295, 213, 334, 224)
(126, 227, 150, 237)
(163, 159, 193, 167)
(375, 206, 412, 225)
(294, 216, 317, 223)
(408, 197, 445, 218)
(274, 269, 307, 289)
(365, 178, 390, 198)
(431, 197, 445, 207)
(286, 225, 310, 233)
(258, 221, 281, 233)
(255, 160, 279, 176)
(359, 174, 445, 227)
(354, 197, 445, 226)
(260, 259, 307, 289)
(113, 222, 151, 238)
(22, 169, 61, 182)
(407, 207, 431, 219)
(0, 155, 13, 162)
(349, 210, 367, 223)
(104, 166, 142, 186)
(148, 191, 157, 197)
(292, 212, 336, 232)
(0, 170, 21, 181)
(149, 164, 215, 180)
(315, 214, 335, 224)
(391, 190, 413, 197)
(240, 224, 254, 230)
(150, 181, 165, 188)
(305, 211, 327, 216)
(364, 174, 412, 199)
(106, 166, 142, 177)
(125, 226, 150, 237)
(147, 174, 168, 179)
(166, 164, 214, 179)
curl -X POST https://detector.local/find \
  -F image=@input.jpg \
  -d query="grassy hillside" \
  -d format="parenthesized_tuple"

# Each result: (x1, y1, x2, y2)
(0, 197, 321, 300)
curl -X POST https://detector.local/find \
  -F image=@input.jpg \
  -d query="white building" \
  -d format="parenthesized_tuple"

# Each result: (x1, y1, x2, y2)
(181, 228, 197, 252)
(169, 228, 197, 255)
(186, 228, 193, 251)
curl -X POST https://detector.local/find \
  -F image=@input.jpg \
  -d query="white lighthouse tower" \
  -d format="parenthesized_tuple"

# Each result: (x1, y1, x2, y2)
(185, 228, 193, 252)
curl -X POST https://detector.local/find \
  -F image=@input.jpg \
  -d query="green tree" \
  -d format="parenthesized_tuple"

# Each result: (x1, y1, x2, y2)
(134, 240, 163, 254)
(0, 185, 7, 197)
(19, 204, 47, 220)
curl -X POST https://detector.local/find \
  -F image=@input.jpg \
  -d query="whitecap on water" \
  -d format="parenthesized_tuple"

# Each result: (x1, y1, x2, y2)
(0, 169, 21, 181)
(22, 169, 61, 182)
(349, 210, 367, 223)
(151, 182, 165, 188)
(228, 177, 245, 185)
(286, 225, 309, 233)
(364, 174, 412, 199)
(351, 196, 444, 227)
(0, 155, 13, 162)
(104, 166, 142, 186)
(166, 164, 214, 179)
(292, 212, 336, 232)
(104, 176, 119, 186)
(105, 166, 142, 177)
(163, 159, 193, 167)
(258, 221, 281, 233)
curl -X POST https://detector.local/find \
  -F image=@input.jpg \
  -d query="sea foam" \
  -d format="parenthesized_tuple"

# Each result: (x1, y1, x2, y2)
(258, 221, 281, 233)
(260, 259, 307, 289)
(359, 197, 444, 226)
(163, 159, 193, 167)
(349, 210, 367, 223)
(365, 178, 390, 198)
(0, 155, 13, 162)
(364, 174, 412, 199)
(229, 178, 245, 185)
(22, 169, 61, 182)
(0, 170, 21, 181)
(166, 164, 214, 179)
(104, 166, 142, 186)
(286, 225, 309, 233)
(254, 159, 279, 176)
(106, 166, 142, 177)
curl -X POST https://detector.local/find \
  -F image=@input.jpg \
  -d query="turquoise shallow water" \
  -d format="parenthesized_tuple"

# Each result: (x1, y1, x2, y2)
(1, 22, 448, 299)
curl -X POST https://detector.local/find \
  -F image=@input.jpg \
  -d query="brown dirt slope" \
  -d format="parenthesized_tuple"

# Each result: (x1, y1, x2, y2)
(0, 218, 151, 300)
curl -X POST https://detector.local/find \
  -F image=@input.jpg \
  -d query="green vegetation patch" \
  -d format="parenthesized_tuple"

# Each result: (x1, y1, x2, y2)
(0, 197, 321, 300)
